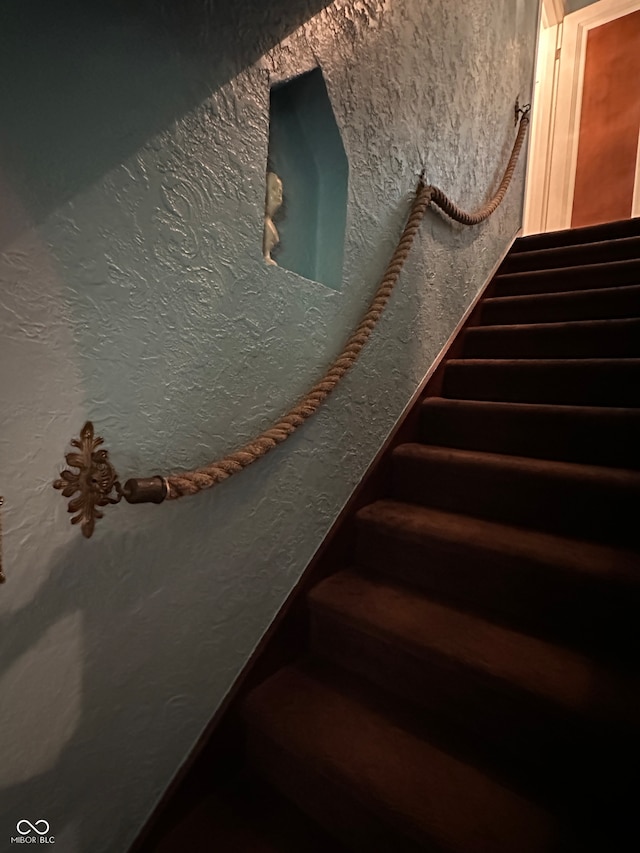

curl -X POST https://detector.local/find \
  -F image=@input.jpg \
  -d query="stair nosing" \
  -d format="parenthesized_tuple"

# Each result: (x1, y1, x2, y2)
(464, 316, 640, 334)
(446, 356, 640, 366)
(494, 256, 640, 283)
(501, 235, 640, 265)
(419, 396, 640, 416)
(391, 442, 640, 486)
(483, 282, 640, 306)
(513, 218, 640, 252)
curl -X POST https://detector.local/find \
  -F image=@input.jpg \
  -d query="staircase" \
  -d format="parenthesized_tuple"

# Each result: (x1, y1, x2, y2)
(143, 218, 640, 853)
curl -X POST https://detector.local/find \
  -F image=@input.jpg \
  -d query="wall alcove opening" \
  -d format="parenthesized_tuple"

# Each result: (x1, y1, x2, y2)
(266, 67, 348, 291)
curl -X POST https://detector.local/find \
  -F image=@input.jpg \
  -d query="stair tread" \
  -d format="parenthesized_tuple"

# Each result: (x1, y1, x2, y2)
(392, 442, 640, 488)
(481, 282, 640, 324)
(513, 218, 640, 252)
(155, 793, 286, 853)
(356, 498, 640, 581)
(448, 356, 640, 365)
(421, 396, 640, 419)
(503, 234, 640, 268)
(466, 316, 640, 334)
(463, 317, 640, 357)
(154, 776, 348, 853)
(494, 256, 640, 285)
(484, 281, 640, 307)
(418, 397, 640, 468)
(391, 443, 640, 545)
(309, 571, 639, 724)
(244, 664, 560, 853)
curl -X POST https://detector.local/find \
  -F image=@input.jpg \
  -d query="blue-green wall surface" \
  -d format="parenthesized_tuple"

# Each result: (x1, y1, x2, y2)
(268, 67, 349, 289)
(0, 1, 538, 850)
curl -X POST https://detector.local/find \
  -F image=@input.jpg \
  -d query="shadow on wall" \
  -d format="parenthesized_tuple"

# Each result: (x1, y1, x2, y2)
(0, 498, 270, 851)
(0, 0, 335, 249)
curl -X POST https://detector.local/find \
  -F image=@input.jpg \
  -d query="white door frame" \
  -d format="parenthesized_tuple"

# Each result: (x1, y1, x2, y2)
(522, 1, 563, 235)
(525, 0, 640, 233)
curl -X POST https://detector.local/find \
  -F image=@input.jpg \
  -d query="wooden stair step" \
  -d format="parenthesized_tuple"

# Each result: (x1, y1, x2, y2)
(480, 283, 640, 324)
(309, 569, 639, 730)
(419, 397, 640, 468)
(462, 317, 640, 358)
(152, 773, 349, 853)
(390, 443, 640, 545)
(492, 258, 640, 296)
(443, 357, 640, 407)
(497, 236, 640, 276)
(355, 499, 640, 660)
(242, 664, 565, 853)
(512, 217, 640, 254)
(309, 571, 640, 823)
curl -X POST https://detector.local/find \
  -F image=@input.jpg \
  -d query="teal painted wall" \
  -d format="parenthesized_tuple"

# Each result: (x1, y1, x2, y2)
(0, 1, 538, 850)
(269, 67, 349, 288)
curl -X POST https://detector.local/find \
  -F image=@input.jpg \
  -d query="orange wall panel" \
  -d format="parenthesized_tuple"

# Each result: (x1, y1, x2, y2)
(571, 10, 640, 228)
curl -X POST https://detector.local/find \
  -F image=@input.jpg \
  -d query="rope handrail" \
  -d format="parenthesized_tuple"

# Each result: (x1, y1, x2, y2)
(54, 103, 530, 535)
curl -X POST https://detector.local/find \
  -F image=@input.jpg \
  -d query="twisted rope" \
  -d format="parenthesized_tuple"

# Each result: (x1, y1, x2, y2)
(429, 108, 530, 225)
(165, 110, 529, 500)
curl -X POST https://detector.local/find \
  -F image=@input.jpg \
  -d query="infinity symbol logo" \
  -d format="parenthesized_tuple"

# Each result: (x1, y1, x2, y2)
(16, 820, 50, 835)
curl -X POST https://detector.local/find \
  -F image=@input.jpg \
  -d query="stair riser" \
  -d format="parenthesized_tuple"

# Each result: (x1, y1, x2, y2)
(513, 218, 640, 254)
(391, 449, 640, 545)
(310, 610, 605, 794)
(245, 727, 427, 853)
(443, 361, 640, 407)
(498, 246, 640, 277)
(480, 286, 640, 324)
(495, 261, 640, 299)
(419, 401, 640, 468)
(354, 519, 640, 662)
(500, 239, 640, 275)
(462, 321, 640, 359)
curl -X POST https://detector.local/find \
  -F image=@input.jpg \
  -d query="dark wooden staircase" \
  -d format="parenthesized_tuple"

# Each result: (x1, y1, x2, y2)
(135, 217, 640, 853)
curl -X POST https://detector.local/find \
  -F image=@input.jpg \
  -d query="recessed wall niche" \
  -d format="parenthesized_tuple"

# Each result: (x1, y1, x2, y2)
(265, 67, 348, 291)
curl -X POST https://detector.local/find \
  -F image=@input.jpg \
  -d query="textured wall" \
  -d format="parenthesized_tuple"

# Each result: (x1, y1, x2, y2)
(0, 1, 538, 850)
(565, 0, 600, 12)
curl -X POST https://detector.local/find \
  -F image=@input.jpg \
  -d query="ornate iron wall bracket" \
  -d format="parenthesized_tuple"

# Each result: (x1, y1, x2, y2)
(53, 422, 122, 538)
(53, 424, 171, 538)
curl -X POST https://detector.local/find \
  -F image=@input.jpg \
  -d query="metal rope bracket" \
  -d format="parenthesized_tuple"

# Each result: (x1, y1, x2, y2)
(54, 422, 171, 537)
(53, 422, 123, 538)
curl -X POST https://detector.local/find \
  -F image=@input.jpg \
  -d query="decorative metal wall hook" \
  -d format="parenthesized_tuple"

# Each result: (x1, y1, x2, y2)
(53, 422, 122, 538)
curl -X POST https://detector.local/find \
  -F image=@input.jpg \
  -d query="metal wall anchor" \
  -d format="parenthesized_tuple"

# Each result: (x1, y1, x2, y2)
(53, 422, 122, 539)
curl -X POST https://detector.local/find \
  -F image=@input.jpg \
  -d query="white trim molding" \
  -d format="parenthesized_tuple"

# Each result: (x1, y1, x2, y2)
(545, 0, 640, 230)
(523, 17, 562, 235)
